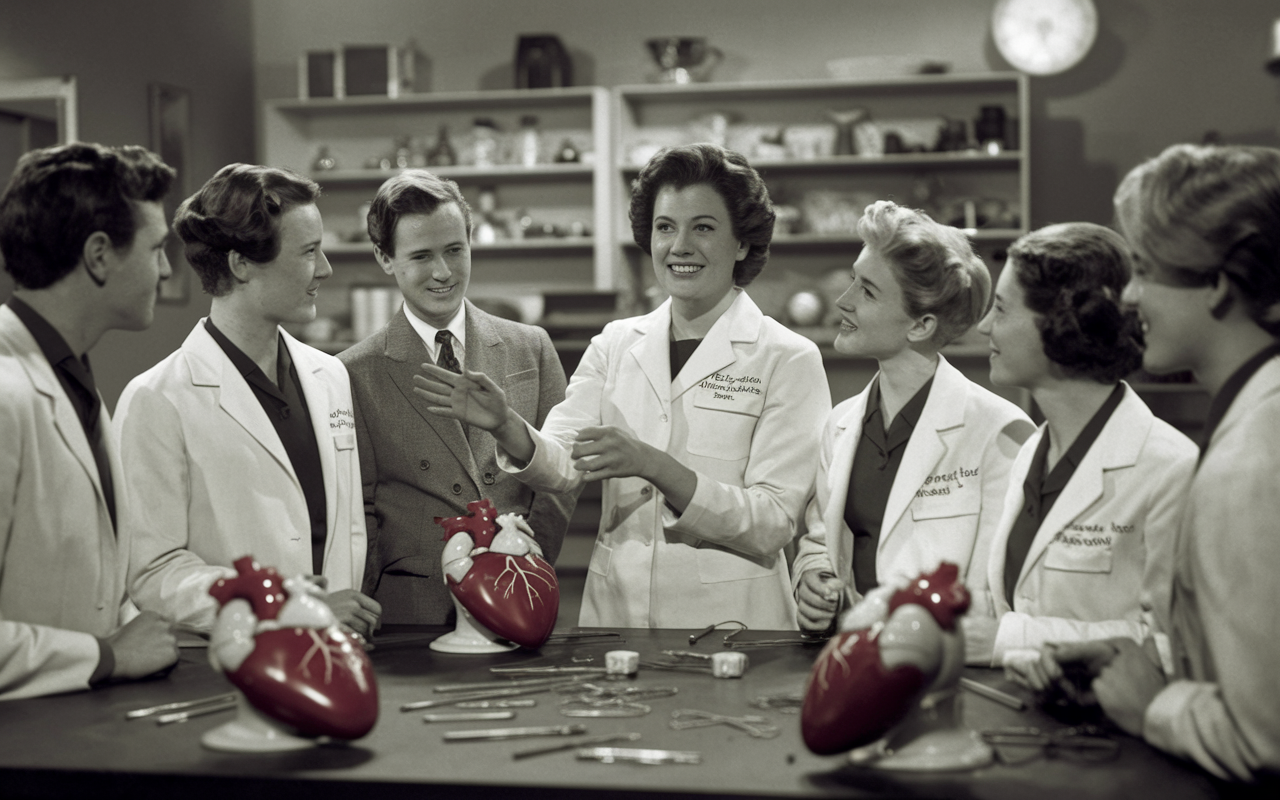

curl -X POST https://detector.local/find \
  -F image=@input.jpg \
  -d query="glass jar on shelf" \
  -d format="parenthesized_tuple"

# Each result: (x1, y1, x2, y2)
(472, 117, 499, 167)
(427, 124, 457, 167)
(518, 115, 540, 167)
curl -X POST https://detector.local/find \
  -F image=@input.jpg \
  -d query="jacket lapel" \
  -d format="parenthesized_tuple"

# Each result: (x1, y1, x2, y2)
(383, 307, 480, 483)
(880, 356, 967, 544)
(184, 321, 298, 488)
(828, 390, 870, 576)
(1015, 384, 1150, 592)
(0, 308, 107, 509)
(627, 301, 673, 405)
(463, 303, 505, 467)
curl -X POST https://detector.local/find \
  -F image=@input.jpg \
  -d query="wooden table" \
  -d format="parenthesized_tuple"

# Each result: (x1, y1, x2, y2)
(0, 626, 1219, 799)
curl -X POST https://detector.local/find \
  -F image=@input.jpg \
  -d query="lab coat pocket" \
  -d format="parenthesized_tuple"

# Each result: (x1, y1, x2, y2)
(686, 395, 762, 461)
(333, 431, 356, 450)
(695, 543, 775, 583)
(588, 540, 612, 578)
(1043, 529, 1114, 573)
(910, 490, 981, 523)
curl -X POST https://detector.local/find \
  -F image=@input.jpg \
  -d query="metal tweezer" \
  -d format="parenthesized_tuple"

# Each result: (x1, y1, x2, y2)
(543, 631, 622, 643)
(401, 683, 576, 711)
(489, 665, 607, 675)
(435, 675, 591, 693)
(577, 746, 702, 765)
(154, 699, 238, 726)
(126, 693, 236, 720)
(512, 731, 641, 760)
(443, 724, 587, 742)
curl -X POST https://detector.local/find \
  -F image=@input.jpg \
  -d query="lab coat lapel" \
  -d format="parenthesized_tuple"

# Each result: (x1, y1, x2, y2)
(1015, 384, 1148, 593)
(285, 330, 340, 556)
(669, 290, 759, 400)
(880, 356, 967, 546)
(27, 348, 106, 507)
(627, 301, 673, 405)
(383, 308, 480, 483)
(828, 390, 870, 575)
(184, 322, 299, 490)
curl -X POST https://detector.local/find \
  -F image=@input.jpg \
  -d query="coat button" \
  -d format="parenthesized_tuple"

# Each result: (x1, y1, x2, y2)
(452, 483, 463, 494)
(419, 459, 430, 470)
(280, 407, 291, 420)
(660, 414, 668, 422)
(641, 486, 651, 496)
(483, 473, 496, 485)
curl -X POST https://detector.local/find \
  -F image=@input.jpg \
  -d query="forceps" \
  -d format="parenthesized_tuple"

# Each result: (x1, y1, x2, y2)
(125, 693, 237, 724)
(668, 708, 781, 739)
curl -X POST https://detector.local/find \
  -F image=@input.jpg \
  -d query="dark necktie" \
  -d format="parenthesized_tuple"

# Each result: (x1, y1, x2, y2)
(436, 330, 461, 373)
(57, 355, 117, 532)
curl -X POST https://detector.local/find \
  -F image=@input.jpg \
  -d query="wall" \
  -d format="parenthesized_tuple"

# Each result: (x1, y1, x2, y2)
(252, 0, 1280, 229)
(0, 0, 257, 408)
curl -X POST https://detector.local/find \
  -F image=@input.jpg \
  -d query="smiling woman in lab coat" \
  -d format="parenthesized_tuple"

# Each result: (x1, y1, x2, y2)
(417, 144, 830, 628)
(114, 165, 379, 638)
(792, 200, 1034, 633)
(962, 223, 1197, 673)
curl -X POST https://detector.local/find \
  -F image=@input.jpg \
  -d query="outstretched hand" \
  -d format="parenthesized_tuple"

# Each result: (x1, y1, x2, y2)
(413, 363, 511, 431)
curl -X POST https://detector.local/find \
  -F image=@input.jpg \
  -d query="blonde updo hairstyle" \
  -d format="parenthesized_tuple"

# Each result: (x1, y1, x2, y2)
(1115, 144, 1280, 336)
(856, 200, 992, 347)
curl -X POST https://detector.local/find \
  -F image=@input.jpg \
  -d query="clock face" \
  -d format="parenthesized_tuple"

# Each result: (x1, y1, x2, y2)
(992, 0, 1099, 76)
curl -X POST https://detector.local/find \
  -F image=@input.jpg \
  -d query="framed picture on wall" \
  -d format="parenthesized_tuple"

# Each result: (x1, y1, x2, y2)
(149, 83, 191, 304)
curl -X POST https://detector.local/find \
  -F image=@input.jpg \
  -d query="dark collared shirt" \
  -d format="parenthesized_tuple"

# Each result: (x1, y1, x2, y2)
(1003, 382, 1126, 605)
(205, 319, 328, 574)
(669, 338, 703, 381)
(844, 376, 934, 595)
(6, 297, 116, 531)
(1199, 343, 1280, 460)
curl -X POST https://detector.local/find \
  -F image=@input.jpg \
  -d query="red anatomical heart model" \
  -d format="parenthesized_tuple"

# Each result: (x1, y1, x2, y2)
(801, 563, 970, 755)
(439, 499, 559, 649)
(208, 556, 378, 739)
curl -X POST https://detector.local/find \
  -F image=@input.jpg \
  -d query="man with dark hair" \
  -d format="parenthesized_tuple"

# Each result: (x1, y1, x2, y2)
(339, 169, 576, 624)
(0, 142, 179, 700)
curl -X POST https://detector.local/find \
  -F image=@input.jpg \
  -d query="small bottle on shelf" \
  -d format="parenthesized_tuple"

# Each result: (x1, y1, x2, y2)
(474, 187, 499, 244)
(427, 125, 457, 167)
(518, 115, 540, 167)
(472, 118, 499, 167)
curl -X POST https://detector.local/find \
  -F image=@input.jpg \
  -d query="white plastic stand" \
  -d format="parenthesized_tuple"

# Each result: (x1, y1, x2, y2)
(848, 688, 993, 772)
(201, 695, 318, 753)
(429, 594, 518, 654)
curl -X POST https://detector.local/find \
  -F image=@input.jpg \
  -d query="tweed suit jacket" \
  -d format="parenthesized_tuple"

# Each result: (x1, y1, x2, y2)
(339, 300, 576, 624)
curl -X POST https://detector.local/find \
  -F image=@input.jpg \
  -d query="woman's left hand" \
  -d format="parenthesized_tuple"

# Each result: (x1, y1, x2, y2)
(570, 426, 657, 482)
(1092, 637, 1167, 736)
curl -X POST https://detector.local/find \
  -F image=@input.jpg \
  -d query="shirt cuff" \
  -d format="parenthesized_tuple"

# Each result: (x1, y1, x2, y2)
(1143, 679, 1199, 753)
(90, 637, 115, 687)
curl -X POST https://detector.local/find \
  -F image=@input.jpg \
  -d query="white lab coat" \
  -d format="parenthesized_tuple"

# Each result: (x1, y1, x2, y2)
(982, 384, 1197, 664)
(502, 289, 831, 629)
(1, 306, 137, 700)
(792, 355, 1034, 615)
(114, 321, 366, 631)
(1145, 355, 1280, 781)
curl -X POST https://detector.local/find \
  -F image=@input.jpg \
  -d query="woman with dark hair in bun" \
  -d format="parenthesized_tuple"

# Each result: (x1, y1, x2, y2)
(113, 164, 380, 639)
(418, 144, 830, 628)
(963, 222, 1197, 678)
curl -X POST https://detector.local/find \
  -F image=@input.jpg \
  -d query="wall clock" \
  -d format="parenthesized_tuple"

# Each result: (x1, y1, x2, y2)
(992, 0, 1099, 76)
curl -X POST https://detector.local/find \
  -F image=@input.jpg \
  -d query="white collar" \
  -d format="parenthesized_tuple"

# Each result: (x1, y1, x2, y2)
(403, 301, 467, 360)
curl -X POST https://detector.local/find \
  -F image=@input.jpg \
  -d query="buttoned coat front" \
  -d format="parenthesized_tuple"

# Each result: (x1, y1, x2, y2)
(0, 306, 136, 699)
(792, 356, 1034, 615)
(114, 321, 366, 631)
(339, 301, 575, 625)
(982, 384, 1197, 664)
(505, 290, 831, 629)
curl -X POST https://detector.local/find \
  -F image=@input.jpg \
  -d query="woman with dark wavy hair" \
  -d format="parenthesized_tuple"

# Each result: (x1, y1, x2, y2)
(963, 222, 1197, 676)
(113, 164, 380, 639)
(417, 144, 831, 628)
